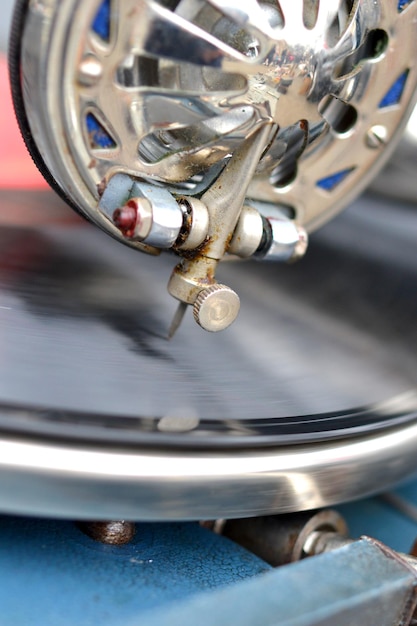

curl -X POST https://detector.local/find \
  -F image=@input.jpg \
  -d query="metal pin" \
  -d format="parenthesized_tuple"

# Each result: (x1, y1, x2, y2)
(168, 301, 188, 339)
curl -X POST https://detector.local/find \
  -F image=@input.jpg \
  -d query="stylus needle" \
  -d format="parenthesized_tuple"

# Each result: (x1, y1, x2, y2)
(168, 301, 188, 339)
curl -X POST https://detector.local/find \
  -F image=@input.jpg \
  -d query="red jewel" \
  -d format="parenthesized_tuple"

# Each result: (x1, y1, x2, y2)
(113, 202, 138, 237)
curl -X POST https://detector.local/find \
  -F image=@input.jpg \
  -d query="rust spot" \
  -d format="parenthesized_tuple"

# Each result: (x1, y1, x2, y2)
(173, 199, 193, 248)
(203, 266, 216, 284)
(224, 230, 234, 250)
(97, 180, 107, 197)
(176, 236, 211, 260)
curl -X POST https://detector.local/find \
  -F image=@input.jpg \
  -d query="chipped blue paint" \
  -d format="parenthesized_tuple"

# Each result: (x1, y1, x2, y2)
(86, 113, 116, 149)
(379, 71, 409, 108)
(92, 0, 111, 41)
(316, 167, 355, 192)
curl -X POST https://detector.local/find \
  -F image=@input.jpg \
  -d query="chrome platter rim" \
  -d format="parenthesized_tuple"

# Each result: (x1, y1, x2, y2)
(0, 413, 417, 520)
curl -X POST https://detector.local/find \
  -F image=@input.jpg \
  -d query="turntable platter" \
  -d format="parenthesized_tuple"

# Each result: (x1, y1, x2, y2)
(0, 189, 416, 519)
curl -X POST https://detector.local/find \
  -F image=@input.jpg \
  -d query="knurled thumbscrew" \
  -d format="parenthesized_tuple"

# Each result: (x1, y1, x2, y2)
(193, 284, 240, 332)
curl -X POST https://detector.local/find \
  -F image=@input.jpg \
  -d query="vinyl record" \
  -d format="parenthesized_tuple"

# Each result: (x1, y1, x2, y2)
(0, 188, 415, 519)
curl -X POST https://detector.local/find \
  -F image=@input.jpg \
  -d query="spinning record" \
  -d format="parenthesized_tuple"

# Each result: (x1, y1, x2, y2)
(0, 188, 415, 519)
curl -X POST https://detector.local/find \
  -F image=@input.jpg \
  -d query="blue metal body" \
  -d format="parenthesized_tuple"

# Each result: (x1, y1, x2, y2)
(0, 518, 270, 625)
(2, 478, 417, 625)
(149, 540, 416, 626)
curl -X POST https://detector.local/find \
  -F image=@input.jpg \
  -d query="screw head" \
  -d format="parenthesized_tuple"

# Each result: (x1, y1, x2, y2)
(78, 521, 135, 545)
(193, 285, 240, 332)
(366, 125, 388, 149)
(78, 54, 103, 86)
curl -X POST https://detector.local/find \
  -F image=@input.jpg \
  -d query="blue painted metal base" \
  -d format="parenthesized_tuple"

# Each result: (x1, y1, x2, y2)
(2, 478, 417, 625)
(0, 518, 270, 625)
(339, 477, 417, 554)
(148, 539, 416, 626)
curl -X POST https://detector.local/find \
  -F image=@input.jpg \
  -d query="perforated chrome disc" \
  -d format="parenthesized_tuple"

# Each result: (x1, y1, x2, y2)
(11, 0, 417, 248)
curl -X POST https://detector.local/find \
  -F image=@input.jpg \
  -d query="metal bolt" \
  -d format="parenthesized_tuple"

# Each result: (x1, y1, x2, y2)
(193, 284, 240, 332)
(78, 54, 103, 86)
(366, 125, 388, 149)
(113, 197, 153, 240)
(222, 510, 348, 567)
(78, 521, 136, 545)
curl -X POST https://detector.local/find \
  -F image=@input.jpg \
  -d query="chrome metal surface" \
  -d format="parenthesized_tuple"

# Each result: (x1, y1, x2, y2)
(228, 205, 264, 258)
(0, 189, 416, 518)
(12, 0, 417, 335)
(17, 0, 417, 240)
(124, 182, 183, 249)
(2, 421, 417, 521)
(372, 103, 417, 203)
(255, 205, 308, 262)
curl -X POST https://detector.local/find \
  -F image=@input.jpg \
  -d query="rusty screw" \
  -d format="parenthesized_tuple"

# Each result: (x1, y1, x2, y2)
(78, 521, 136, 545)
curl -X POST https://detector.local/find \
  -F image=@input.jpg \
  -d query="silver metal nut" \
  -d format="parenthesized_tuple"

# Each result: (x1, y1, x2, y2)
(228, 205, 264, 258)
(259, 215, 308, 262)
(193, 285, 240, 332)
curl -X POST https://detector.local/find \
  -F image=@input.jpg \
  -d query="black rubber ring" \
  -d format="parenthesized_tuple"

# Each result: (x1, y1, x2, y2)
(8, 0, 86, 218)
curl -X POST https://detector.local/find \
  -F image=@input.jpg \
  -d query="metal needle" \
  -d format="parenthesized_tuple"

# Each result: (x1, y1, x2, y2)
(168, 301, 188, 339)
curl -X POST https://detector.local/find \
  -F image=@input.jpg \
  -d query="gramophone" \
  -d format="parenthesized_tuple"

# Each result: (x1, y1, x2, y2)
(2, 1, 417, 623)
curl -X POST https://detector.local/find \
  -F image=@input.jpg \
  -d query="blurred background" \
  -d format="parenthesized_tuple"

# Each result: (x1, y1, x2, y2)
(1, 0, 13, 51)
